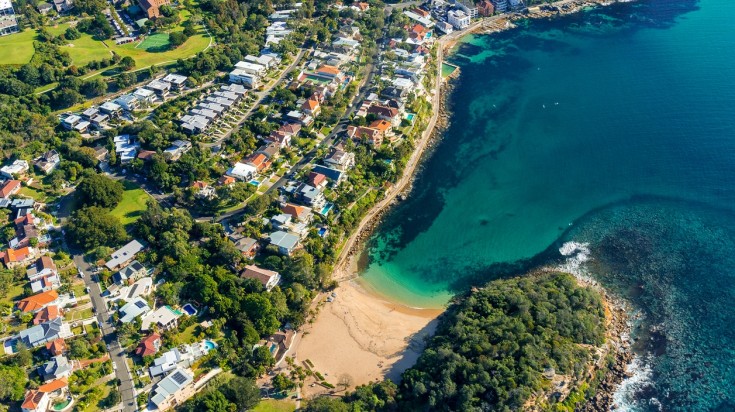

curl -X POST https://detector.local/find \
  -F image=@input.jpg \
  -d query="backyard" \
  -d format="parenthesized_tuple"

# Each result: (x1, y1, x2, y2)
(109, 182, 150, 225)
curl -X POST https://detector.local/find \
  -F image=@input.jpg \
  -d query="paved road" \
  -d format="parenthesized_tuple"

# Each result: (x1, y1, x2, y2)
(73, 255, 138, 412)
(57, 193, 138, 412)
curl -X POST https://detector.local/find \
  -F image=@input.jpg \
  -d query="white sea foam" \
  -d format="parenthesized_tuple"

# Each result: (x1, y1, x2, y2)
(612, 355, 661, 411)
(556, 242, 594, 281)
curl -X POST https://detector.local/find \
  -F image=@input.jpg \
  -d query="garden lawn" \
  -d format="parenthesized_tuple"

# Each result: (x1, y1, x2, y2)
(112, 30, 209, 68)
(47, 23, 113, 66)
(252, 399, 296, 412)
(0, 29, 37, 65)
(109, 183, 150, 226)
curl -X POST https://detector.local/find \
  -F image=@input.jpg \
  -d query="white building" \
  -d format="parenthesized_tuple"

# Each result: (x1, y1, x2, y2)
(227, 162, 257, 181)
(448, 9, 471, 29)
(234, 61, 267, 77)
(149, 368, 193, 410)
(229, 69, 261, 89)
(105, 239, 145, 270)
(119, 297, 151, 323)
(0, 159, 29, 178)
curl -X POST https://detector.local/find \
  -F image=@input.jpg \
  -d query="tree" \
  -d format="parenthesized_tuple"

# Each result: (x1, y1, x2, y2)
(76, 173, 124, 208)
(119, 56, 136, 71)
(101, 388, 121, 408)
(82, 78, 107, 97)
(66, 206, 128, 249)
(271, 373, 295, 393)
(183, 24, 197, 37)
(13, 342, 32, 367)
(169, 32, 188, 48)
(70, 339, 91, 359)
(221, 376, 261, 411)
(303, 397, 350, 412)
(337, 374, 353, 391)
(0, 365, 26, 402)
(116, 71, 137, 88)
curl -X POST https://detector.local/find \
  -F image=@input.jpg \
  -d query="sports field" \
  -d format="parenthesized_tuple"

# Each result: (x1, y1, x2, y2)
(136, 33, 170, 51)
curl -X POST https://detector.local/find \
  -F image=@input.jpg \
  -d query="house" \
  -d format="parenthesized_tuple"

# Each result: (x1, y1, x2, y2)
(244, 54, 278, 69)
(347, 124, 384, 146)
(105, 240, 145, 270)
(0, 179, 21, 198)
(235, 61, 267, 77)
(38, 377, 68, 398)
(133, 87, 156, 104)
(436, 21, 453, 34)
(99, 101, 122, 116)
(294, 183, 325, 208)
(403, 9, 434, 28)
(149, 368, 194, 410)
(15, 290, 58, 313)
(266, 130, 292, 148)
(138, 0, 170, 18)
(146, 79, 171, 96)
(241, 265, 281, 291)
(218, 175, 236, 186)
(3, 246, 37, 269)
(19, 317, 67, 348)
(115, 94, 140, 111)
(119, 297, 151, 323)
(137, 150, 156, 161)
(162, 73, 187, 90)
(21, 390, 49, 412)
(492, 0, 510, 12)
(37, 2, 52, 13)
(33, 305, 63, 325)
(367, 104, 401, 126)
(268, 231, 300, 256)
(135, 333, 162, 357)
(0, 159, 29, 179)
(192, 181, 216, 199)
(478, 0, 495, 16)
(256, 142, 281, 160)
(301, 98, 321, 117)
(270, 213, 291, 231)
(448, 9, 471, 29)
(62, 114, 81, 131)
(233, 237, 259, 258)
(45, 338, 67, 356)
(221, 83, 248, 95)
(33, 150, 61, 174)
(39, 354, 72, 381)
(245, 153, 270, 172)
(93, 146, 109, 161)
(308, 172, 328, 189)
(453, 0, 479, 16)
(52, 0, 73, 12)
(281, 203, 312, 223)
(164, 139, 192, 161)
(227, 162, 258, 181)
(113, 260, 147, 285)
(324, 147, 355, 171)
(141, 306, 182, 332)
(285, 110, 313, 126)
(229, 69, 261, 89)
(27, 256, 60, 294)
(149, 340, 214, 377)
(82, 107, 99, 119)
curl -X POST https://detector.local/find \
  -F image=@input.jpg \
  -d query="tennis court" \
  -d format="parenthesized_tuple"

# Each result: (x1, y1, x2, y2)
(137, 33, 170, 51)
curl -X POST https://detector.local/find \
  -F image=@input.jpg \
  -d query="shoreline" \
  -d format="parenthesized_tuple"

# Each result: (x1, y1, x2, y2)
(295, 0, 637, 394)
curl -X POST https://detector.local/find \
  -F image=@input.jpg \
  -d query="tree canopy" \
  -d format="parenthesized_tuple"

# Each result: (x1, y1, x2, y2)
(76, 173, 124, 209)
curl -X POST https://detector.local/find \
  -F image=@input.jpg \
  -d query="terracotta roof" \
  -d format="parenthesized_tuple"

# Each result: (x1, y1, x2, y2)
(302, 99, 320, 111)
(14, 214, 34, 226)
(135, 333, 161, 357)
(241, 265, 279, 287)
(192, 181, 208, 189)
(17, 290, 58, 313)
(367, 104, 399, 118)
(0, 180, 20, 198)
(4, 246, 32, 265)
(218, 176, 236, 186)
(370, 119, 392, 132)
(411, 24, 428, 36)
(317, 65, 341, 75)
(281, 203, 307, 220)
(45, 338, 67, 355)
(247, 153, 267, 168)
(308, 172, 327, 186)
(39, 377, 68, 393)
(21, 390, 45, 409)
(34, 305, 63, 325)
(278, 123, 301, 135)
(38, 256, 56, 271)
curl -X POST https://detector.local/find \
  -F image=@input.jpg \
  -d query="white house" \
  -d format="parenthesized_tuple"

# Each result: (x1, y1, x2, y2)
(0, 159, 29, 178)
(227, 162, 257, 181)
(229, 69, 261, 89)
(149, 368, 194, 410)
(105, 239, 145, 270)
(119, 297, 151, 323)
(235, 61, 267, 77)
(448, 9, 471, 29)
(240, 265, 281, 291)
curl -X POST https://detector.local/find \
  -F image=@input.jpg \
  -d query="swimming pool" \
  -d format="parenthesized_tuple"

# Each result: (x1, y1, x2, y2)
(249, 179, 260, 186)
(319, 203, 334, 216)
(204, 340, 217, 351)
(405, 113, 416, 123)
(182, 303, 197, 316)
(317, 227, 328, 237)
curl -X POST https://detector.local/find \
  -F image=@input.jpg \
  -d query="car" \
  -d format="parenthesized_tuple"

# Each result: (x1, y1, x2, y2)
(113, 363, 118, 371)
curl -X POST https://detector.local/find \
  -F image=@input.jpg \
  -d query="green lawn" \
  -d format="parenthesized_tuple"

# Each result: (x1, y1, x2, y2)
(65, 307, 94, 321)
(19, 185, 49, 202)
(252, 399, 297, 412)
(0, 29, 37, 65)
(113, 30, 209, 68)
(137, 33, 170, 51)
(0, 282, 25, 309)
(109, 182, 150, 225)
(47, 23, 114, 66)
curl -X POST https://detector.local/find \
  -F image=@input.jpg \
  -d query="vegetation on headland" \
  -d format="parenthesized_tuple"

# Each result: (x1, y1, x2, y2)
(302, 272, 609, 411)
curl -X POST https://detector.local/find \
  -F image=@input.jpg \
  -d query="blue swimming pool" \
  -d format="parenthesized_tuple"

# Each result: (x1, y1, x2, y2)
(317, 227, 328, 237)
(320, 203, 334, 216)
(182, 303, 197, 316)
(405, 113, 416, 122)
(204, 340, 217, 351)
(249, 179, 260, 186)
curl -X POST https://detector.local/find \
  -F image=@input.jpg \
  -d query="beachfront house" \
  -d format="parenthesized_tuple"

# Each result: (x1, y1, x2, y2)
(241, 265, 281, 291)
(268, 231, 300, 256)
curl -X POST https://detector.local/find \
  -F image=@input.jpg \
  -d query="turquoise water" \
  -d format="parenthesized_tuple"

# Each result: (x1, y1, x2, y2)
(359, 0, 735, 409)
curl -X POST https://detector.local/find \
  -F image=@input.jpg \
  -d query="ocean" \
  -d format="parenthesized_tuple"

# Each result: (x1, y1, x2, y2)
(358, 0, 735, 410)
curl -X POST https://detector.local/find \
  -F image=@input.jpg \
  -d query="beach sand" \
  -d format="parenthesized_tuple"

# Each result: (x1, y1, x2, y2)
(297, 266, 442, 396)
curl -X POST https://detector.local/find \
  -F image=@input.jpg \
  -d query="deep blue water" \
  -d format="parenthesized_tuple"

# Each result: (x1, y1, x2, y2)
(359, 0, 735, 409)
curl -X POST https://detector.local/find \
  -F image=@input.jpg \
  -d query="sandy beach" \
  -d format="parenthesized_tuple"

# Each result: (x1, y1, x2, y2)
(297, 276, 442, 396)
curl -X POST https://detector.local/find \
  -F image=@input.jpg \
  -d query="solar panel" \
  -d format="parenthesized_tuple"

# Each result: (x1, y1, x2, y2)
(135, 301, 147, 308)
(172, 371, 187, 385)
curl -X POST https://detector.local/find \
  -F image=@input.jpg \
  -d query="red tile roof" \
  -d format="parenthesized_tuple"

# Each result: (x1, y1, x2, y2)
(370, 119, 392, 132)
(308, 172, 327, 187)
(45, 338, 67, 356)
(317, 65, 341, 75)
(21, 390, 46, 410)
(0, 180, 21, 198)
(192, 181, 209, 189)
(302, 98, 320, 111)
(3, 246, 32, 265)
(135, 333, 161, 357)
(34, 305, 63, 325)
(17, 290, 58, 313)
(39, 377, 68, 393)
(281, 203, 308, 220)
